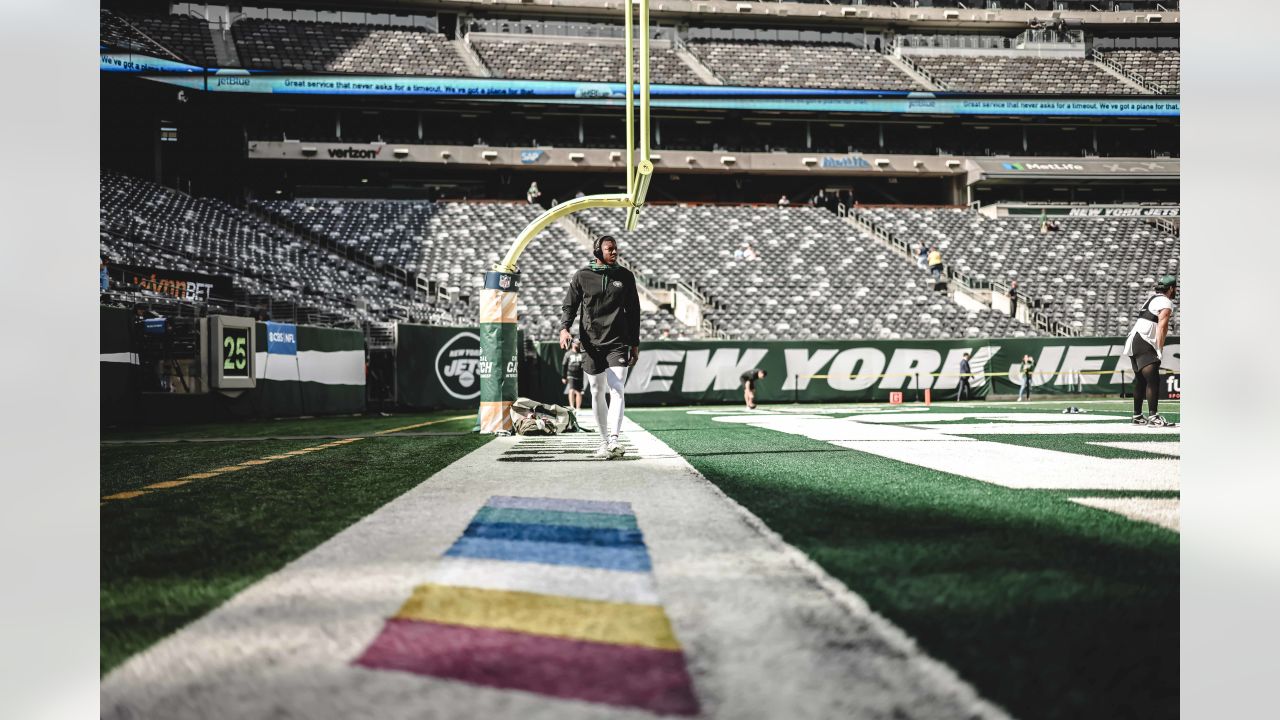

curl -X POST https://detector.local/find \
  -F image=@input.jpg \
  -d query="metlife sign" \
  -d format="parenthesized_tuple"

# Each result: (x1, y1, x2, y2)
(1002, 162, 1085, 172)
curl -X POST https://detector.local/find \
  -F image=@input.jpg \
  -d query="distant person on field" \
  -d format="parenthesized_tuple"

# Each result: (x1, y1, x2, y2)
(955, 353, 972, 401)
(1123, 275, 1177, 427)
(928, 246, 943, 282)
(561, 339, 586, 411)
(740, 368, 766, 409)
(1017, 353, 1035, 401)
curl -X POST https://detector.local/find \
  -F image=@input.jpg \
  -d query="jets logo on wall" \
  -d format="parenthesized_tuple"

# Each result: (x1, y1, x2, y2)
(436, 331, 482, 400)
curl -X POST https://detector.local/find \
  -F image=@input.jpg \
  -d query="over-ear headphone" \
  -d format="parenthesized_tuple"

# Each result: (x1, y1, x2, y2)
(593, 235, 615, 262)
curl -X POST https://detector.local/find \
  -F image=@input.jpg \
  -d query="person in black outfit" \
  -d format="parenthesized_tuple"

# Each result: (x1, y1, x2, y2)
(1008, 280, 1019, 317)
(559, 235, 641, 459)
(740, 368, 767, 409)
(561, 339, 586, 411)
(955, 353, 972, 401)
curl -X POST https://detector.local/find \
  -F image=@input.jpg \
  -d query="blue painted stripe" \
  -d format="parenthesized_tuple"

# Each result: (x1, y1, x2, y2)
(445, 536, 651, 572)
(464, 521, 643, 547)
(485, 495, 634, 516)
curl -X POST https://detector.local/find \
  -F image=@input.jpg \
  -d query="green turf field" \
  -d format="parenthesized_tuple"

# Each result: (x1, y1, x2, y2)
(102, 400, 1178, 719)
(634, 399, 1179, 720)
(100, 411, 486, 675)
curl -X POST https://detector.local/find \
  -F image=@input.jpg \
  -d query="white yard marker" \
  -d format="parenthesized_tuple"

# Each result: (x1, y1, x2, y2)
(1089, 441, 1181, 457)
(1070, 497, 1180, 532)
(714, 414, 1179, 491)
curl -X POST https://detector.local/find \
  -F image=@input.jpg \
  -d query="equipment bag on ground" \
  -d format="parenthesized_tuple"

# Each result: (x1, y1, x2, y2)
(510, 397, 582, 435)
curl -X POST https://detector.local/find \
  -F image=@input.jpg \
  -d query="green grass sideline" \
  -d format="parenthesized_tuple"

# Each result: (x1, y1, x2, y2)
(100, 416, 487, 675)
(636, 404, 1178, 720)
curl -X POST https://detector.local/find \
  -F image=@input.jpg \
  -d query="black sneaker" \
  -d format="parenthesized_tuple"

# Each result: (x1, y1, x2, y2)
(1131, 414, 1148, 425)
(1147, 414, 1177, 428)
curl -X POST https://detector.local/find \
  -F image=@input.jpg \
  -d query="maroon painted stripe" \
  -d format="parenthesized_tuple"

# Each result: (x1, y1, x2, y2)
(355, 618, 700, 716)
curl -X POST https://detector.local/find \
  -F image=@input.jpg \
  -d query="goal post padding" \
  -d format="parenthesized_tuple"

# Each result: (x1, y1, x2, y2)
(478, 270, 520, 433)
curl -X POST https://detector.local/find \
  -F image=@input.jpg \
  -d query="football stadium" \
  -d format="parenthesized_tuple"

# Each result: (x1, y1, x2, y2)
(99, 1, 1180, 718)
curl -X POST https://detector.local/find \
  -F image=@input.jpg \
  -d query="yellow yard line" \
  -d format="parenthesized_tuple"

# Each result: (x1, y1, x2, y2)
(102, 490, 149, 501)
(373, 414, 474, 436)
(102, 435, 371, 504)
(144, 480, 191, 490)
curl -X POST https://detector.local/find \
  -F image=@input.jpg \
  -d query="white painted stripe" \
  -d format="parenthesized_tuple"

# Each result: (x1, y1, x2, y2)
(915, 422, 1179, 435)
(1090, 441, 1181, 457)
(854, 412, 1126, 425)
(1070, 497, 1180, 532)
(716, 414, 1179, 491)
(423, 556, 661, 605)
(254, 349, 364, 386)
(100, 352, 139, 365)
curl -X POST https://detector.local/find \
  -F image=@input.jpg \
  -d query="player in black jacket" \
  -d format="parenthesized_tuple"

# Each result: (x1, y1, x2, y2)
(559, 235, 641, 459)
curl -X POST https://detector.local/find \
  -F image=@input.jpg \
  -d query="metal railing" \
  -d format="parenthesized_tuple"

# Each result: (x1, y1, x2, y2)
(1090, 48, 1164, 94)
(848, 208, 1080, 338)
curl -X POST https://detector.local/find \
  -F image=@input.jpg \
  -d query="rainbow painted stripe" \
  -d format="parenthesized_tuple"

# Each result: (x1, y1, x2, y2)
(355, 496, 700, 716)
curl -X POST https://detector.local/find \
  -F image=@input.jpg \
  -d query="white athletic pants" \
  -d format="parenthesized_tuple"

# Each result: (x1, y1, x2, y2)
(585, 366, 628, 443)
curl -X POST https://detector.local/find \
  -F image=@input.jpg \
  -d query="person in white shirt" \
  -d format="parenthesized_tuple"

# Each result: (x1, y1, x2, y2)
(1122, 275, 1177, 427)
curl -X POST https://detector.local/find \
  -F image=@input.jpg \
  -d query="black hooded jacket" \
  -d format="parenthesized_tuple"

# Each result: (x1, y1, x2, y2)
(560, 263, 641, 349)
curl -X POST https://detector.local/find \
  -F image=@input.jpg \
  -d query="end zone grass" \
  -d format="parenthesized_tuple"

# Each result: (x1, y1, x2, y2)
(101, 411, 486, 675)
(634, 400, 1178, 720)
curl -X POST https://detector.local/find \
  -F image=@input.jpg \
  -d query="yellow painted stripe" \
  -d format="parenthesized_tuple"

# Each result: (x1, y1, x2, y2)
(180, 472, 223, 480)
(143, 480, 191, 490)
(394, 584, 679, 651)
(373, 414, 474, 436)
(103, 490, 149, 501)
(211, 465, 249, 473)
(238, 459, 273, 466)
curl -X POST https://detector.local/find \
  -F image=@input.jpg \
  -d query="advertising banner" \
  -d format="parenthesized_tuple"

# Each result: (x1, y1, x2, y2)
(531, 336, 1180, 406)
(128, 68, 1181, 118)
(112, 265, 233, 302)
(395, 324, 484, 410)
(265, 322, 298, 355)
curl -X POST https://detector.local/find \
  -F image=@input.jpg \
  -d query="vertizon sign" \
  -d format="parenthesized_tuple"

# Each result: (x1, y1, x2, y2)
(533, 337, 1180, 404)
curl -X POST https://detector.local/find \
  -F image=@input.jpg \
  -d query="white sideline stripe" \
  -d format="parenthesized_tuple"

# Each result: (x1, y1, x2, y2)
(100, 352, 139, 365)
(423, 556, 661, 605)
(915, 422, 1180, 436)
(717, 415, 1179, 491)
(852, 412, 1126, 425)
(1090, 441, 1181, 457)
(254, 349, 364, 386)
(1070, 497, 1180, 532)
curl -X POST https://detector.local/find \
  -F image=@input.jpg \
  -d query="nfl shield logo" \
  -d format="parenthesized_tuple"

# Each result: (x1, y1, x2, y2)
(498, 275, 511, 290)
